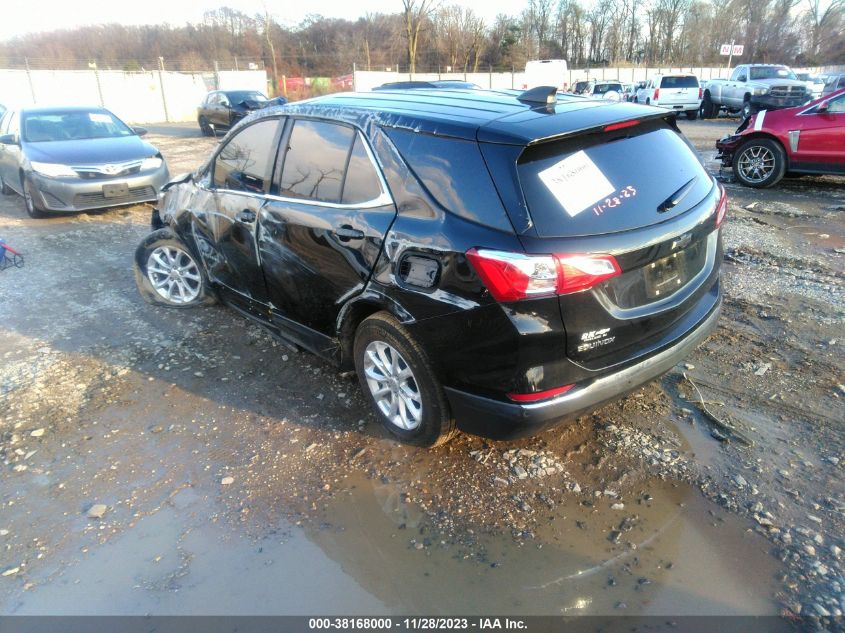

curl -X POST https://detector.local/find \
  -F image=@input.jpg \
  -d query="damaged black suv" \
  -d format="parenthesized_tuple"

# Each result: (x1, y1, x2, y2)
(135, 87, 725, 446)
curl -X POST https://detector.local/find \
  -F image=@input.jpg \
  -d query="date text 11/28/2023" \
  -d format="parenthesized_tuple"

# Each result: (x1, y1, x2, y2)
(307, 617, 527, 630)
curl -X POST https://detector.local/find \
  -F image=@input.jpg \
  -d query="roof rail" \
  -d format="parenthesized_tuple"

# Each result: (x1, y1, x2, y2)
(517, 86, 558, 107)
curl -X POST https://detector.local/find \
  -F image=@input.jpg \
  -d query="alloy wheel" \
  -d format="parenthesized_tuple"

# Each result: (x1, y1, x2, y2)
(145, 246, 202, 304)
(737, 145, 776, 184)
(363, 341, 423, 431)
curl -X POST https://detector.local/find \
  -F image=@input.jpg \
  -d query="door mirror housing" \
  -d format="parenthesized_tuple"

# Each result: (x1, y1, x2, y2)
(817, 100, 830, 113)
(132, 126, 148, 136)
(0, 133, 19, 145)
(737, 75, 747, 82)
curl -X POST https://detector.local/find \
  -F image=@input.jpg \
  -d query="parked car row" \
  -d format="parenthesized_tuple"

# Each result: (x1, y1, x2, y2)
(2, 83, 841, 447)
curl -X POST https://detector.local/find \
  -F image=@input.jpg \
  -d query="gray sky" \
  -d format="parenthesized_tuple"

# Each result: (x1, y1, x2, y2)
(2, 0, 521, 40)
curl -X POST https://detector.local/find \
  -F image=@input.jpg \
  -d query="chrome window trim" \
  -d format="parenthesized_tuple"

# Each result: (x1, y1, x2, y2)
(208, 115, 395, 210)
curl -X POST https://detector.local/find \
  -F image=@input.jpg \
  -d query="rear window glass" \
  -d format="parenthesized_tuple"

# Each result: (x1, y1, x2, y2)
(660, 76, 699, 88)
(517, 122, 712, 237)
(341, 135, 382, 204)
(385, 128, 512, 232)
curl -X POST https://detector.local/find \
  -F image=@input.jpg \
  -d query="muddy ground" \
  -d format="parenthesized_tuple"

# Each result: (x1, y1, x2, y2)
(0, 118, 842, 629)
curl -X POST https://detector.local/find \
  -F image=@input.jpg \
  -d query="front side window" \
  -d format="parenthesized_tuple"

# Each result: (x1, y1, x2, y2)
(213, 118, 281, 193)
(279, 120, 354, 203)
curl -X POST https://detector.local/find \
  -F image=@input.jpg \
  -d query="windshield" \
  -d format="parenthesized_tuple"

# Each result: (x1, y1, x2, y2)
(21, 110, 135, 142)
(226, 91, 267, 103)
(749, 66, 797, 80)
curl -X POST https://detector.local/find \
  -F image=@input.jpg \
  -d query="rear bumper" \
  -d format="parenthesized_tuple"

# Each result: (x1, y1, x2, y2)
(445, 297, 721, 440)
(654, 102, 700, 112)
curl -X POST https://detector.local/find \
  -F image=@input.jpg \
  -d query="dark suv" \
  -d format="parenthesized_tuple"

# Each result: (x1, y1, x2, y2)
(136, 88, 725, 446)
(197, 90, 273, 136)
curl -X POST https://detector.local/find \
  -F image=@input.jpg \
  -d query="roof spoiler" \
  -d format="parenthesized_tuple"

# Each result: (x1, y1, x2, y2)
(517, 86, 559, 108)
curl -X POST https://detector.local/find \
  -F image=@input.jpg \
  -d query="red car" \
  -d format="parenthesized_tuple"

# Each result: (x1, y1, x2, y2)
(715, 88, 845, 187)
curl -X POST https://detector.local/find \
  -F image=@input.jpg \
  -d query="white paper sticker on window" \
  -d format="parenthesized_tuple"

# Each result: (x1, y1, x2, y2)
(89, 113, 112, 123)
(537, 150, 614, 218)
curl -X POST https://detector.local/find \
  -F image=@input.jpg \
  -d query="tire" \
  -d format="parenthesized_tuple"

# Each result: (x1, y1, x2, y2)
(198, 116, 214, 137)
(133, 229, 216, 308)
(354, 312, 457, 448)
(740, 99, 754, 120)
(732, 138, 786, 188)
(0, 173, 12, 195)
(701, 93, 715, 119)
(685, 109, 698, 120)
(22, 179, 45, 218)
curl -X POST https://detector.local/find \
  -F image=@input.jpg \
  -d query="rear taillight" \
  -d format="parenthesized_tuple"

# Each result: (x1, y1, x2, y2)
(466, 248, 621, 302)
(654, 88, 660, 101)
(698, 87, 703, 100)
(715, 186, 728, 228)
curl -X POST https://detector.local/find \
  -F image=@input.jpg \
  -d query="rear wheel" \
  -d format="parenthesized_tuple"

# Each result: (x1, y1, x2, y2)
(354, 312, 457, 447)
(134, 229, 216, 307)
(701, 93, 715, 119)
(740, 98, 753, 120)
(685, 109, 698, 120)
(23, 179, 45, 218)
(733, 138, 786, 188)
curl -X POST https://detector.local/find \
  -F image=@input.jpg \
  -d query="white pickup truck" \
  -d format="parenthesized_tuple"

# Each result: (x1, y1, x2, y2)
(701, 64, 808, 119)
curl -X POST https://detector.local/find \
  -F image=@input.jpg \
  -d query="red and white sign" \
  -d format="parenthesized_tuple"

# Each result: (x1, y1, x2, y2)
(720, 44, 732, 56)
(732, 44, 744, 56)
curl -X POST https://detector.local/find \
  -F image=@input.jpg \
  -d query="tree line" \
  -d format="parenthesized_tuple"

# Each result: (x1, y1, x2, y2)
(0, 0, 842, 79)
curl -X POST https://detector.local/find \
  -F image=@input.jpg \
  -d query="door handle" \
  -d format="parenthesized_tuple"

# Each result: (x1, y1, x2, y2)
(235, 209, 256, 223)
(335, 225, 364, 241)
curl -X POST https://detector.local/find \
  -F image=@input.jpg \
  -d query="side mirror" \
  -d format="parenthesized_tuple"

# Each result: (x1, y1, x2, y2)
(737, 75, 747, 82)
(0, 133, 19, 145)
(818, 100, 830, 112)
(132, 126, 148, 137)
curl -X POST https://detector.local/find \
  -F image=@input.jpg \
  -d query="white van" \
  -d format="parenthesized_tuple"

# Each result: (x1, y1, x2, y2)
(524, 60, 569, 91)
(637, 73, 702, 119)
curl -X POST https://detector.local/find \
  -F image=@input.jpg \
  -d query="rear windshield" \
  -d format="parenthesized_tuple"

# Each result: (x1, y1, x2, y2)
(660, 76, 699, 88)
(593, 83, 622, 94)
(517, 120, 712, 237)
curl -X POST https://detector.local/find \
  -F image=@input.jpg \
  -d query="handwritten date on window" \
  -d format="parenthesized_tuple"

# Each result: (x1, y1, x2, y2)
(592, 186, 637, 216)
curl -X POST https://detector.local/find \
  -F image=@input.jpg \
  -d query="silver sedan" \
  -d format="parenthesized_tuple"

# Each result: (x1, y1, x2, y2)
(0, 106, 169, 218)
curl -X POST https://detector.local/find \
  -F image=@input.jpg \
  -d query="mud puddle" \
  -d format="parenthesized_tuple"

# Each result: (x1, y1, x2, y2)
(7, 472, 785, 623)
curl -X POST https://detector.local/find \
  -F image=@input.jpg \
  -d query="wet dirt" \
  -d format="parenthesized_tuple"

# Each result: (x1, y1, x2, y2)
(0, 121, 842, 628)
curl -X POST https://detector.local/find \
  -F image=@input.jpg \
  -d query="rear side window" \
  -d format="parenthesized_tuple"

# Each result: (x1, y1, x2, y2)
(279, 120, 353, 203)
(517, 121, 712, 237)
(660, 76, 699, 88)
(213, 118, 281, 193)
(342, 136, 382, 204)
(385, 128, 512, 232)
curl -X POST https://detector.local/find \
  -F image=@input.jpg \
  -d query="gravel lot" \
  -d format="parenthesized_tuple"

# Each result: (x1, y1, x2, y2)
(0, 117, 843, 628)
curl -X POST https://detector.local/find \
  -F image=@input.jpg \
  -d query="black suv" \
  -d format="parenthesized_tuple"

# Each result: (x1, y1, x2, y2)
(136, 88, 725, 446)
(197, 90, 273, 136)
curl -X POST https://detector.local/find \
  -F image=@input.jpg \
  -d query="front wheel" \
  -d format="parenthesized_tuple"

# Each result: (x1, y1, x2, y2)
(198, 116, 214, 137)
(354, 312, 457, 447)
(23, 179, 45, 218)
(134, 229, 216, 307)
(733, 139, 786, 188)
(740, 99, 754, 120)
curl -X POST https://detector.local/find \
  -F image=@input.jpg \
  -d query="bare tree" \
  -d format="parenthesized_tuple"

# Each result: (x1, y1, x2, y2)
(402, 0, 438, 73)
